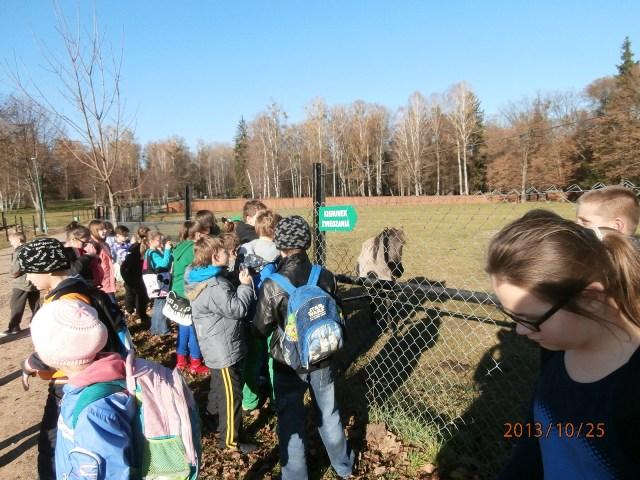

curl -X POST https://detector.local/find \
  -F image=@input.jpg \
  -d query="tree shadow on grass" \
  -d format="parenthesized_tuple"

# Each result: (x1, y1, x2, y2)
(435, 328, 539, 479)
(335, 300, 443, 463)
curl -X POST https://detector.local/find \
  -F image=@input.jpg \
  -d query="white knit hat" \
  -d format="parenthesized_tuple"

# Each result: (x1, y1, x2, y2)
(31, 300, 108, 367)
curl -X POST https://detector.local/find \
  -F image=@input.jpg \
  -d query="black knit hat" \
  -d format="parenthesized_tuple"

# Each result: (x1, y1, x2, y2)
(274, 216, 312, 250)
(18, 238, 71, 273)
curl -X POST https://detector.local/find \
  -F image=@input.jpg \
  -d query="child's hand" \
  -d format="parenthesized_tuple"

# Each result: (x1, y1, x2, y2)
(239, 269, 252, 285)
(165, 240, 173, 249)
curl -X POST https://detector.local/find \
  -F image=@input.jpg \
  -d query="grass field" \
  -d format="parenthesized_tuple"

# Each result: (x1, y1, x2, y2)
(4, 198, 579, 477)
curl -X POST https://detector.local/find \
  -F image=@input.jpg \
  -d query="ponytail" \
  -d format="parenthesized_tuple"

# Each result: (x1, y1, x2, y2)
(601, 232, 640, 328)
(138, 226, 150, 257)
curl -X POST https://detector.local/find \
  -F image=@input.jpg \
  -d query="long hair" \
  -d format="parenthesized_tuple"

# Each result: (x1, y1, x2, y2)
(138, 226, 152, 257)
(486, 209, 640, 328)
(88, 219, 104, 242)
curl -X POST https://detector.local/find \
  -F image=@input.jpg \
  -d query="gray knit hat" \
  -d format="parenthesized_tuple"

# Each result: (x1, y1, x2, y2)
(274, 216, 312, 250)
(18, 238, 71, 273)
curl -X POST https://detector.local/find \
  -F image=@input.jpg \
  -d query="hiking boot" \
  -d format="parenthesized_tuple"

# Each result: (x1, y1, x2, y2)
(189, 358, 210, 376)
(176, 354, 189, 370)
(238, 442, 258, 454)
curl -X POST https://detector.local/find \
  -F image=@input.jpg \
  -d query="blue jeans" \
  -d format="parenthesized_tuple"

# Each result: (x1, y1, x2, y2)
(177, 324, 202, 359)
(150, 298, 169, 335)
(274, 365, 354, 479)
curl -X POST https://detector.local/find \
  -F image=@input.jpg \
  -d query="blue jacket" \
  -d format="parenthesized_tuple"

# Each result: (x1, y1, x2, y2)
(56, 360, 136, 479)
(146, 247, 172, 271)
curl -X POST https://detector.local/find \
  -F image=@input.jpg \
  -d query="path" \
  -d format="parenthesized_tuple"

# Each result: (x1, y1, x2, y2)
(0, 235, 63, 478)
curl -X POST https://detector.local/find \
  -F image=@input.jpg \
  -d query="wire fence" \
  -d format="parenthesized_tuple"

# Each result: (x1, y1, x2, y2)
(312, 173, 640, 477)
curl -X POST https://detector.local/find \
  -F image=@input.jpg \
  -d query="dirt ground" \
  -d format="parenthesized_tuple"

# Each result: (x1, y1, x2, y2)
(0, 242, 49, 478)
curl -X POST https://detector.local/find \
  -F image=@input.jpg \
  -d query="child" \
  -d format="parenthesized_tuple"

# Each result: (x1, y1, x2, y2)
(88, 219, 116, 304)
(239, 209, 281, 263)
(103, 220, 116, 253)
(144, 230, 172, 336)
(120, 226, 150, 324)
(30, 299, 135, 479)
(184, 236, 256, 453)
(254, 216, 354, 479)
(5, 231, 40, 335)
(171, 220, 209, 375)
(238, 210, 281, 412)
(576, 185, 640, 236)
(487, 210, 640, 479)
(111, 224, 132, 265)
(195, 209, 221, 236)
(18, 237, 130, 479)
(64, 222, 99, 285)
(234, 200, 267, 244)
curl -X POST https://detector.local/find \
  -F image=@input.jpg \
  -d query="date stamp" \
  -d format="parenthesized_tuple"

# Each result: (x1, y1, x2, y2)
(504, 422, 605, 439)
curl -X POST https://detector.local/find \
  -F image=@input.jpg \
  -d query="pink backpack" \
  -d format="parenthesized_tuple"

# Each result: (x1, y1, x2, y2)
(73, 352, 201, 479)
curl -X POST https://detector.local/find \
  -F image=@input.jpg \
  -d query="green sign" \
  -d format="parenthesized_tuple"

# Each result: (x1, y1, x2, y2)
(318, 205, 358, 232)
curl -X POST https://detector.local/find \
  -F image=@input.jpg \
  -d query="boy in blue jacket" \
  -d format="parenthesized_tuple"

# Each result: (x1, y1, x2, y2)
(30, 299, 135, 480)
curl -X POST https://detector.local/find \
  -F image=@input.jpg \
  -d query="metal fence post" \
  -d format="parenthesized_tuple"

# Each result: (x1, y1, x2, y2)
(312, 162, 326, 266)
(2, 212, 8, 241)
(185, 185, 191, 220)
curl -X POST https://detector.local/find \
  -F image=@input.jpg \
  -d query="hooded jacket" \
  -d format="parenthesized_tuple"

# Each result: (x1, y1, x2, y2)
(184, 266, 253, 369)
(56, 353, 136, 480)
(254, 251, 337, 372)
(171, 240, 195, 298)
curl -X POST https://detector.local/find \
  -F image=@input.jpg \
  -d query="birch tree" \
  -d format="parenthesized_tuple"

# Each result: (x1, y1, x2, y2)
(447, 82, 480, 195)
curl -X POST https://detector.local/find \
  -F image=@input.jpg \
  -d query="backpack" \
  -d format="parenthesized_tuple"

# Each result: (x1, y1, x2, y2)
(270, 264, 345, 370)
(49, 282, 133, 357)
(71, 352, 201, 480)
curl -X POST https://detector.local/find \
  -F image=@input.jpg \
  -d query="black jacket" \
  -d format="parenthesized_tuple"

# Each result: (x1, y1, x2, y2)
(234, 221, 258, 245)
(254, 251, 337, 372)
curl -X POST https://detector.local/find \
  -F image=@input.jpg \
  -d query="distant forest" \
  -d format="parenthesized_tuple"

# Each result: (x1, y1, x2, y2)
(1, 37, 639, 213)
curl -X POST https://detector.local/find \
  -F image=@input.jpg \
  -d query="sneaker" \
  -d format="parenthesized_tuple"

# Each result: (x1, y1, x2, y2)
(238, 442, 258, 454)
(3, 328, 20, 336)
(189, 358, 210, 376)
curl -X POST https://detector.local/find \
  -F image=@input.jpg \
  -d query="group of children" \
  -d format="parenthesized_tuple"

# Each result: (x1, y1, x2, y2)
(7, 185, 640, 479)
(11, 199, 354, 480)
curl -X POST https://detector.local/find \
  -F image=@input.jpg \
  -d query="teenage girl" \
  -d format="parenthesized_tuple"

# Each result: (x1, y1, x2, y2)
(488, 209, 640, 479)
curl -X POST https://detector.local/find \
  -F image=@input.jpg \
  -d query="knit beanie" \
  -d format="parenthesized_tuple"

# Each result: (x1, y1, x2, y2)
(31, 300, 107, 367)
(18, 238, 71, 273)
(274, 215, 312, 250)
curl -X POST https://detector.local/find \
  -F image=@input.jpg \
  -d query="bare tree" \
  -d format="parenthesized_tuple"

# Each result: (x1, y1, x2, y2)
(11, 7, 133, 223)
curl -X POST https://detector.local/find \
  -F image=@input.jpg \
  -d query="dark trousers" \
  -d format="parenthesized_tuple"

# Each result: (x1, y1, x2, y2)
(208, 362, 243, 449)
(37, 383, 64, 480)
(8, 288, 40, 330)
(124, 282, 149, 321)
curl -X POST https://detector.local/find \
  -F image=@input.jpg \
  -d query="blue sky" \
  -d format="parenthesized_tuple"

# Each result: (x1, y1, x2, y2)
(0, 1, 637, 148)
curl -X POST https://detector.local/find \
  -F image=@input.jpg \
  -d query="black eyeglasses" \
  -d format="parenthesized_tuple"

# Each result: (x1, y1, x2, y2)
(498, 297, 572, 332)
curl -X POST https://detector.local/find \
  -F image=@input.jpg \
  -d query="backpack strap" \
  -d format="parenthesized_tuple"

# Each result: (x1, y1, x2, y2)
(269, 273, 296, 296)
(306, 265, 322, 287)
(71, 380, 127, 429)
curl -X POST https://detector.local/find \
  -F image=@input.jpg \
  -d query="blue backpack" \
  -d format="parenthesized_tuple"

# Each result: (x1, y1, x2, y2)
(270, 265, 345, 369)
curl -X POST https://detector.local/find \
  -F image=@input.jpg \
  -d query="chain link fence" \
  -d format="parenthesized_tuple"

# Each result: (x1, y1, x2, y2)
(313, 176, 640, 477)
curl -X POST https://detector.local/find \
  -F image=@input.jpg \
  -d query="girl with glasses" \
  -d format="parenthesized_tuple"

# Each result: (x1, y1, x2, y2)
(488, 209, 640, 479)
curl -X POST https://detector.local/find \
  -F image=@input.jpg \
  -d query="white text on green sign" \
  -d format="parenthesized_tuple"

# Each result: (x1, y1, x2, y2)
(319, 206, 357, 232)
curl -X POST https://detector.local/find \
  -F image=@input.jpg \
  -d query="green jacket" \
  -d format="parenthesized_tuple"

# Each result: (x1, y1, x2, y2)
(171, 240, 194, 297)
